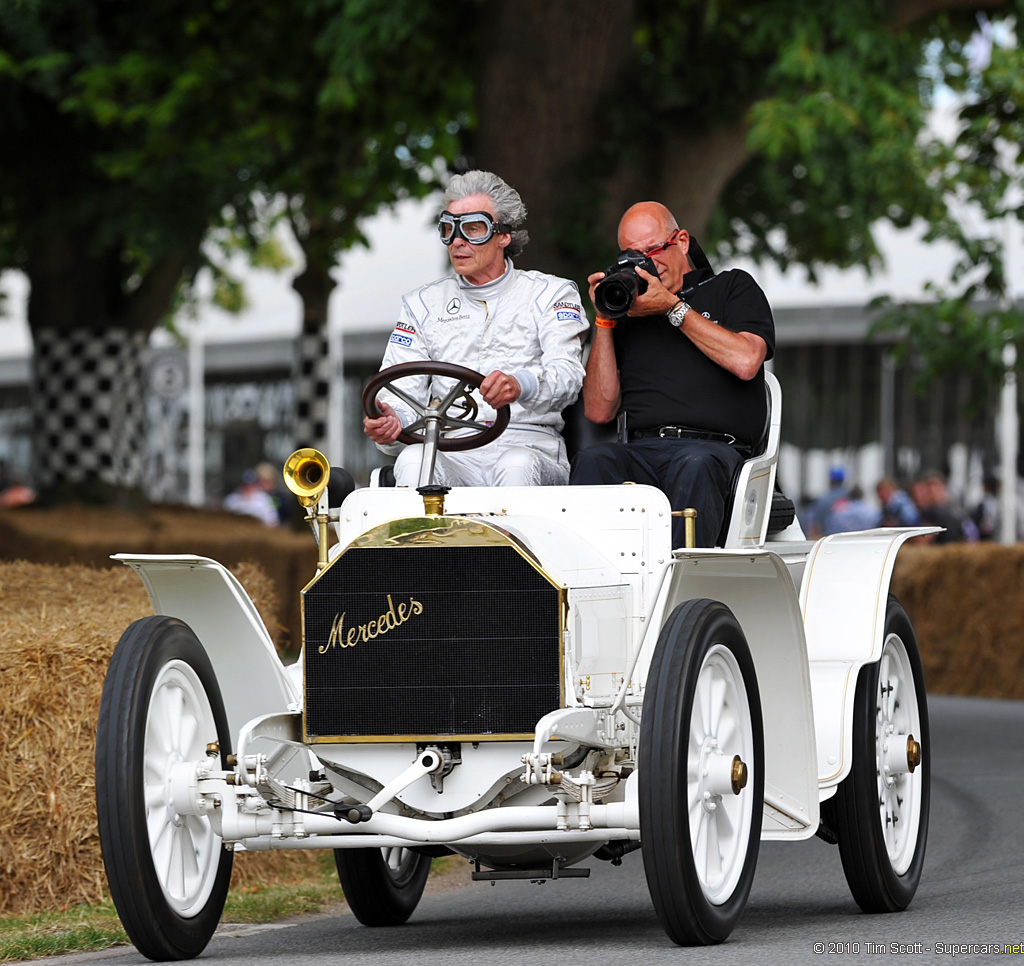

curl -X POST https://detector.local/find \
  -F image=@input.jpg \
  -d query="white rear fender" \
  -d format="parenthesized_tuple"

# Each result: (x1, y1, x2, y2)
(112, 554, 300, 741)
(798, 528, 938, 788)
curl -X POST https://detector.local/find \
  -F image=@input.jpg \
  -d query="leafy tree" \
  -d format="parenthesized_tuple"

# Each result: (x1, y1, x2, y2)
(0, 0, 470, 501)
(4, 0, 1022, 505)
(462, 0, 1023, 443)
(0, 1, 293, 502)
(239, 0, 470, 451)
(871, 11, 1024, 410)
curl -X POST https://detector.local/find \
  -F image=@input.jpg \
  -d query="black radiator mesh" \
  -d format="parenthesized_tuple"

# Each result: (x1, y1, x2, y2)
(303, 545, 561, 739)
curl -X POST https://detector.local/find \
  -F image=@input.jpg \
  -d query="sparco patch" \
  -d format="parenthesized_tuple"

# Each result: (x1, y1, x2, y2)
(389, 333, 413, 347)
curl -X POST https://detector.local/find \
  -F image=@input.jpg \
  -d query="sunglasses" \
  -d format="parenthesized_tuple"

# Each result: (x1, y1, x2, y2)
(438, 211, 512, 246)
(641, 229, 684, 259)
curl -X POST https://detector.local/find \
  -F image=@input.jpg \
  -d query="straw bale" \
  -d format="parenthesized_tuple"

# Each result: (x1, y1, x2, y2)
(0, 560, 320, 917)
(891, 542, 1024, 700)
(0, 504, 316, 650)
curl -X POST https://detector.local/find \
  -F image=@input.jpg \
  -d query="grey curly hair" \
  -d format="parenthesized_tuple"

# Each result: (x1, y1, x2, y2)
(443, 170, 529, 258)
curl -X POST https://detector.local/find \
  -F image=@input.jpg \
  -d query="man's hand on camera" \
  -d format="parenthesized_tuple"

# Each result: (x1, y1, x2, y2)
(586, 270, 606, 308)
(480, 370, 521, 408)
(628, 266, 679, 317)
(363, 400, 403, 444)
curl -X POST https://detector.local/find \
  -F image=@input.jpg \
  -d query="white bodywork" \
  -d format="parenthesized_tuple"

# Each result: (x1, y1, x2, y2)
(113, 373, 934, 858)
(116, 497, 930, 851)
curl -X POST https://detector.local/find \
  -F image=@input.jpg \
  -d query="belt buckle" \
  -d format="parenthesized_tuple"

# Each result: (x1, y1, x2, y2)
(658, 425, 680, 439)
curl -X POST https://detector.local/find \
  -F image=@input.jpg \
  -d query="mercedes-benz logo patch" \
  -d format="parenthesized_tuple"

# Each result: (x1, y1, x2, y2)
(446, 297, 461, 315)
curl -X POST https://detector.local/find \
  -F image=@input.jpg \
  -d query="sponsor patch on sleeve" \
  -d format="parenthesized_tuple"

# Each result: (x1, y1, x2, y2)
(553, 300, 582, 324)
(395, 322, 416, 334)
(389, 333, 413, 347)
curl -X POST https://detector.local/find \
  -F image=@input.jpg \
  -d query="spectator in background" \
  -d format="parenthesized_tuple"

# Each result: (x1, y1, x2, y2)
(911, 469, 976, 543)
(806, 465, 848, 538)
(223, 465, 281, 527)
(0, 461, 36, 507)
(971, 472, 1000, 541)
(877, 476, 920, 528)
(825, 485, 881, 533)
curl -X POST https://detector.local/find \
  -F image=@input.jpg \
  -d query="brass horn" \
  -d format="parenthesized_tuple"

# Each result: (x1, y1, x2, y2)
(283, 448, 331, 508)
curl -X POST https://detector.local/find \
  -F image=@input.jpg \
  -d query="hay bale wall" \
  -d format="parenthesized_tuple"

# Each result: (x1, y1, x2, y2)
(0, 506, 316, 650)
(891, 543, 1024, 699)
(0, 560, 319, 917)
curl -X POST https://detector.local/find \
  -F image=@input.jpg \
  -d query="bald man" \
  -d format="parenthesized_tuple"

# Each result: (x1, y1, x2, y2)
(569, 202, 775, 547)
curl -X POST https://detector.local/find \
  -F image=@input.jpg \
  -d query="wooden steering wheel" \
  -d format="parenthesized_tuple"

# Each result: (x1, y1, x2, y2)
(361, 361, 511, 452)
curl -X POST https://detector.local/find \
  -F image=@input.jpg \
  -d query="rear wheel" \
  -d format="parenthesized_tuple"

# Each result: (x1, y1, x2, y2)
(96, 616, 234, 961)
(826, 595, 930, 912)
(639, 599, 764, 945)
(334, 847, 431, 925)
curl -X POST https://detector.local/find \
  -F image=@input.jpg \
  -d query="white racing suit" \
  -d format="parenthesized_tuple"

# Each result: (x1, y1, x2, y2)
(373, 260, 588, 487)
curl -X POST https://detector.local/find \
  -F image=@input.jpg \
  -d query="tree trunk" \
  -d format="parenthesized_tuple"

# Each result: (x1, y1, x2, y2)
(291, 253, 336, 455)
(473, 0, 636, 278)
(24, 225, 198, 506)
(31, 327, 149, 506)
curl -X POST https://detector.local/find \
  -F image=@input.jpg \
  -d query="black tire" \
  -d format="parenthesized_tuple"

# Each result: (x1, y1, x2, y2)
(639, 599, 764, 946)
(334, 847, 432, 925)
(96, 616, 234, 961)
(825, 595, 930, 912)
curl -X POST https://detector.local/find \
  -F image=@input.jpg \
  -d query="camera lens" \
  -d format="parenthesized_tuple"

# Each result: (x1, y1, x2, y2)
(595, 273, 640, 320)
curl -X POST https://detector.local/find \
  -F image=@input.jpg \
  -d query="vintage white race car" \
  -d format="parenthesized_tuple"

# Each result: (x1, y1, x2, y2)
(96, 363, 932, 960)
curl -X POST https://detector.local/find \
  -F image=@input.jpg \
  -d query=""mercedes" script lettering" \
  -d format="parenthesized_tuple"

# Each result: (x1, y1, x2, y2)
(319, 594, 424, 654)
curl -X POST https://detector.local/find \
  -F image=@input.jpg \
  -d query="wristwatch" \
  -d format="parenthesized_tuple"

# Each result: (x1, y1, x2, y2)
(667, 300, 691, 327)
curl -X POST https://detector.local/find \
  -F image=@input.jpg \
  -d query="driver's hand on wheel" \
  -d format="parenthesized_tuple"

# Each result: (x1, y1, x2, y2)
(363, 400, 403, 444)
(479, 370, 521, 408)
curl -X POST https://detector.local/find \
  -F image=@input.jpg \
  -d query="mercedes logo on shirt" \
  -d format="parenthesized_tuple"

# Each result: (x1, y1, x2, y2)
(446, 297, 461, 315)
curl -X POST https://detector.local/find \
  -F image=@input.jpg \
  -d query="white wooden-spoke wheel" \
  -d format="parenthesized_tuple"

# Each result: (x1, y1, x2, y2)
(96, 616, 233, 961)
(144, 660, 224, 915)
(640, 599, 764, 946)
(825, 595, 930, 912)
(688, 643, 757, 904)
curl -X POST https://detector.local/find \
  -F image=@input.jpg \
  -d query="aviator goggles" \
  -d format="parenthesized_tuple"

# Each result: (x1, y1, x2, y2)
(438, 211, 512, 246)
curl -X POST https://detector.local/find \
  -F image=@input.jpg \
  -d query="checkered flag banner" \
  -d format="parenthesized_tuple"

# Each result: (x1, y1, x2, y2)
(32, 327, 148, 489)
(293, 320, 330, 452)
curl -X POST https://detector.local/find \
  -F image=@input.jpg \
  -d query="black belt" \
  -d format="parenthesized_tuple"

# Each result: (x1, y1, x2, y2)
(629, 424, 737, 444)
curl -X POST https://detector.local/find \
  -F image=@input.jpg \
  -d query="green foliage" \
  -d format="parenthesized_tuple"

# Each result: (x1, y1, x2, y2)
(869, 8, 1024, 398)
(236, 0, 471, 271)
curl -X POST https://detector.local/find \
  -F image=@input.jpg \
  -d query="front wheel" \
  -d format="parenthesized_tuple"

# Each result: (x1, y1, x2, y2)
(96, 616, 234, 961)
(334, 847, 431, 926)
(825, 595, 930, 912)
(639, 599, 764, 946)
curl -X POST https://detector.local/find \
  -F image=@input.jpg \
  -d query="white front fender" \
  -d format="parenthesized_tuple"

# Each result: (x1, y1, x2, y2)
(112, 554, 300, 741)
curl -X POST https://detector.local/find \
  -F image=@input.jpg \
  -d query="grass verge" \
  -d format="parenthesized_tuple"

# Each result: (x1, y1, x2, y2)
(0, 856, 341, 964)
(0, 855, 466, 964)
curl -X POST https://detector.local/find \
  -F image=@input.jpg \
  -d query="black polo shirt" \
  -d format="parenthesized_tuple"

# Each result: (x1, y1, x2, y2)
(613, 267, 775, 447)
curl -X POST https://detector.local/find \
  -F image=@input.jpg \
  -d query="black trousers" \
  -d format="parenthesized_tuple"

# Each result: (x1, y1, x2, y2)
(569, 438, 748, 548)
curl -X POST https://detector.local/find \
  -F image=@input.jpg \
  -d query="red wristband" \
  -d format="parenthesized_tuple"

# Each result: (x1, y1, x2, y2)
(595, 317, 616, 329)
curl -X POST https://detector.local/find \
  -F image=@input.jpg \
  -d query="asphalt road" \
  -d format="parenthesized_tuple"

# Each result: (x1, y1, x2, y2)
(59, 694, 1023, 966)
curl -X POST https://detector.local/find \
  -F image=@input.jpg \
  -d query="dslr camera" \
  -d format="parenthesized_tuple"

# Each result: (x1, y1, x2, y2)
(593, 249, 660, 320)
